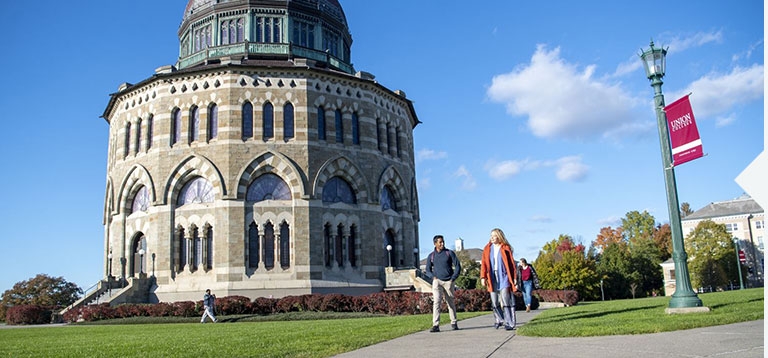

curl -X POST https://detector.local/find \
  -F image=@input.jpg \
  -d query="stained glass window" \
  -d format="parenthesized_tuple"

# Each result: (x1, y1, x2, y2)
(242, 102, 253, 139)
(283, 103, 294, 140)
(208, 103, 218, 140)
(246, 173, 291, 202)
(264, 222, 275, 269)
(351, 113, 359, 145)
(381, 186, 396, 211)
(172, 108, 181, 145)
(280, 222, 290, 269)
(322, 177, 356, 204)
(124, 122, 131, 158)
(178, 177, 214, 205)
(317, 107, 326, 140)
(190, 106, 200, 142)
(131, 186, 150, 214)
(146, 115, 153, 150)
(248, 222, 259, 268)
(263, 102, 274, 140)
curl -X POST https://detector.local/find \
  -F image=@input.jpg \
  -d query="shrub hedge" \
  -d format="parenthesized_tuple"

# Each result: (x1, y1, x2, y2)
(50, 288, 578, 324)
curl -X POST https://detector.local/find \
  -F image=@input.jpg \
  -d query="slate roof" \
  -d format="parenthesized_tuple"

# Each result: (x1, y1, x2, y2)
(683, 194, 763, 221)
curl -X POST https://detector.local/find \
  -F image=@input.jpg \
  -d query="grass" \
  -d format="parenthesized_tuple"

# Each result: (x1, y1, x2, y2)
(0, 289, 762, 357)
(0, 312, 486, 358)
(518, 288, 764, 337)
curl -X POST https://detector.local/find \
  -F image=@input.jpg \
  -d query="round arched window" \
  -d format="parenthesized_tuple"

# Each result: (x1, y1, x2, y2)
(246, 173, 291, 202)
(178, 177, 214, 206)
(322, 177, 356, 204)
(131, 186, 150, 214)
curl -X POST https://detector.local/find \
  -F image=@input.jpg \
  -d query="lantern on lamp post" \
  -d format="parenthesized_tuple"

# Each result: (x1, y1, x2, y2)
(639, 40, 703, 310)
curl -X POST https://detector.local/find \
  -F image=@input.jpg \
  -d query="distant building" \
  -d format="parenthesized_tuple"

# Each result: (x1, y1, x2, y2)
(662, 194, 765, 294)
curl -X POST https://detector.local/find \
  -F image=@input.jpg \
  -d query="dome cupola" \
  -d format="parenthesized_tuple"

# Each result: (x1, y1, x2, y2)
(178, 0, 353, 73)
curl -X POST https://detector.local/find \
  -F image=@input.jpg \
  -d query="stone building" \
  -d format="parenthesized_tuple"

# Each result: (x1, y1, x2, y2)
(662, 194, 764, 295)
(99, 0, 421, 303)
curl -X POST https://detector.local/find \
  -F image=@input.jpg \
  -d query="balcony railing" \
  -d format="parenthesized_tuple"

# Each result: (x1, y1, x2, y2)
(177, 42, 353, 74)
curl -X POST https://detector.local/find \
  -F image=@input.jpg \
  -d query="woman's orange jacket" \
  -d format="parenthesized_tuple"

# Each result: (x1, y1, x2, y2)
(480, 243, 517, 292)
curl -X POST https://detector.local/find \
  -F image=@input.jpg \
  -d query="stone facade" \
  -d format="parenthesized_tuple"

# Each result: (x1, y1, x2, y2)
(100, 0, 421, 303)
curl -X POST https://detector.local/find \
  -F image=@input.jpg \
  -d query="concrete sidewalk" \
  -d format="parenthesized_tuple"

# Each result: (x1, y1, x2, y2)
(334, 310, 764, 358)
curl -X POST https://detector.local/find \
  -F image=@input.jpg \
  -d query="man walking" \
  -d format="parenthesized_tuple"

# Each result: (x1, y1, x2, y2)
(201, 289, 217, 323)
(425, 235, 461, 332)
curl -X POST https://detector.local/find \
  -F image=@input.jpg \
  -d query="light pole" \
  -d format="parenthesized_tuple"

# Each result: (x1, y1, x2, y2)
(640, 40, 703, 309)
(733, 238, 744, 290)
(386, 245, 393, 268)
(413, 247, 419, 268)
(107, 252, 113, 279)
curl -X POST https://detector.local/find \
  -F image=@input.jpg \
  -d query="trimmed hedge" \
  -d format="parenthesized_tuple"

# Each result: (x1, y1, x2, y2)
(59, 289, 577, 323)
(5, 305, 53, 325)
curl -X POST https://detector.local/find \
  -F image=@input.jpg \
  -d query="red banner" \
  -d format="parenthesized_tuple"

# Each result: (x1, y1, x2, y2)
(664, 94, 703, 166)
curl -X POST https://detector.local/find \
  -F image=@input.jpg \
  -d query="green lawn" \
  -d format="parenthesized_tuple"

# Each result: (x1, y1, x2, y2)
(518, 288, 764, 337)
(0, 289, 762, 357)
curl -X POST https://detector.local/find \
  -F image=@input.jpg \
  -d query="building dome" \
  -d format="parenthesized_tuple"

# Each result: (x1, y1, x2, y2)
(178, 0, 352, 73)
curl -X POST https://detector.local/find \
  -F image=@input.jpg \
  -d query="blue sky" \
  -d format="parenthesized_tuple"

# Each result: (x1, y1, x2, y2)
(0, 1, 763, 294)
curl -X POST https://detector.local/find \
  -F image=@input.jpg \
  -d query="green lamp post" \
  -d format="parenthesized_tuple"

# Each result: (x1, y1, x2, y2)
(639, 41, 704, 310)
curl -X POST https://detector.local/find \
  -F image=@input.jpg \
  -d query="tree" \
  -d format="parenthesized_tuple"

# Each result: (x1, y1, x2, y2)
(0, 274, 82, 322)
(680, 202, 694, 218)
(592, 226, 624, 253)
(454, 250, 480, 290)
(535, 234, 599, 300)
(685, 220, 737, 290)
(621, 210, 656, 246)
(652, 223, 672, 261)
(595, 241, 632, 299)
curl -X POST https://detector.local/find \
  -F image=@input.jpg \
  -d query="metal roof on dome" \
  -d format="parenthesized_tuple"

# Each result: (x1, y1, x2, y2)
(183, 0, 347, 26)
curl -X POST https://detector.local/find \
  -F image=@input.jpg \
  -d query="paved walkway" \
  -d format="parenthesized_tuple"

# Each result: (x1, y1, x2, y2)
(334, 310, 764, 358)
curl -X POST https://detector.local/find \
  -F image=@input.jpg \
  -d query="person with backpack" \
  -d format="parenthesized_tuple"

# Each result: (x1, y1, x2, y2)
(425, 235, 461, 332)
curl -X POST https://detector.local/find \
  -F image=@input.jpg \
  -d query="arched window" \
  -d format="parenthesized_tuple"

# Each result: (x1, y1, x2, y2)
(263, 102, 274, 140)
(264, 222, 275, 270)
(283, 102, 294, 140)
(375, 118, 382, 151)
(190, 106, 200, 142)
(348, 225, 357, 267)
(135, 119, 142, 155)
(381, 186, 397, 211)
(242, 102, 253, 139)
(207, 103, 218, 141)
(131, 234, 147, 277)
(205, 224, 213, 270)
(236, 19, 244, 42)
(146, 115, 153, 150)
(351, 113, 360, 145)
(395, 127, 401, 157)
(246, 173, 291, 202)
(220, 21, 229, 45)
(192, 226, 201, 271)
(178, 177, 214, 206)
(124, 122, 131, 157)
(335, 224, 344, 267)
(176, 226, 186, 272)
(324, 223, 332, 267)
(280, 222, 290, 269)
(386, 123, 392, 155)
(131, 186, 150, 214)
(229, 20, 237, 44)
(317, 107, 326, 140)
(335, 109, 343, 144)
(322, 177, 356, 204)
(248, 222, 259, 268)
(171, 108, 181, 145)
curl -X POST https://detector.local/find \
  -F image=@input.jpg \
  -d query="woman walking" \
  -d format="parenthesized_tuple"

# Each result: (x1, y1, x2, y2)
(517, 258, 540, 312)
(480, 228, 517, 330)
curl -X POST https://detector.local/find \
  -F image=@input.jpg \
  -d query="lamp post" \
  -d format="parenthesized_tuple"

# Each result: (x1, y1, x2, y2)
(413, 247, 419, 268)
(386, 244, 393, 268)
(107, 252, 113, 279)
(733, 238, 744, 290)
(640, 41, 703, 309)
(139, 249, 145, 275)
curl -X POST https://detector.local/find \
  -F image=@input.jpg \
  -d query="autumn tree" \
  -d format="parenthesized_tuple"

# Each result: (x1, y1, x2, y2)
(621, 210, 656, 246)
(535, 234, 599, 300)
(685, 220, 739, 290)
(0, 274, 82, 322)
(454, 249, 481, 289)
(592, 226, 624, 253)
(652, 223, 672, 261)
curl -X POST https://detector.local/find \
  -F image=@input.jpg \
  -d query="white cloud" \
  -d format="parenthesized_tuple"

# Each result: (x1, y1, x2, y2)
(487, 45, 647, 141)
(418, 177, 432, 190)
(416, 148, 447, 162)
(552, 156, 589, 182)
(715, 114, 737, 127)
(530, 215, 552, 223)
(453, 165, 476, 190)
(485, 155, 589, 182)
(670, 65, 764, 120)
(660, 30, 723, 54)
(597, 216, 622, 227)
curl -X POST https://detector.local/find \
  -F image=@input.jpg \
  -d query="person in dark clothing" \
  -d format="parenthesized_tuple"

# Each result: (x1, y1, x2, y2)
(425, 235, 461, 332)
(200, 289, 217, 323)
